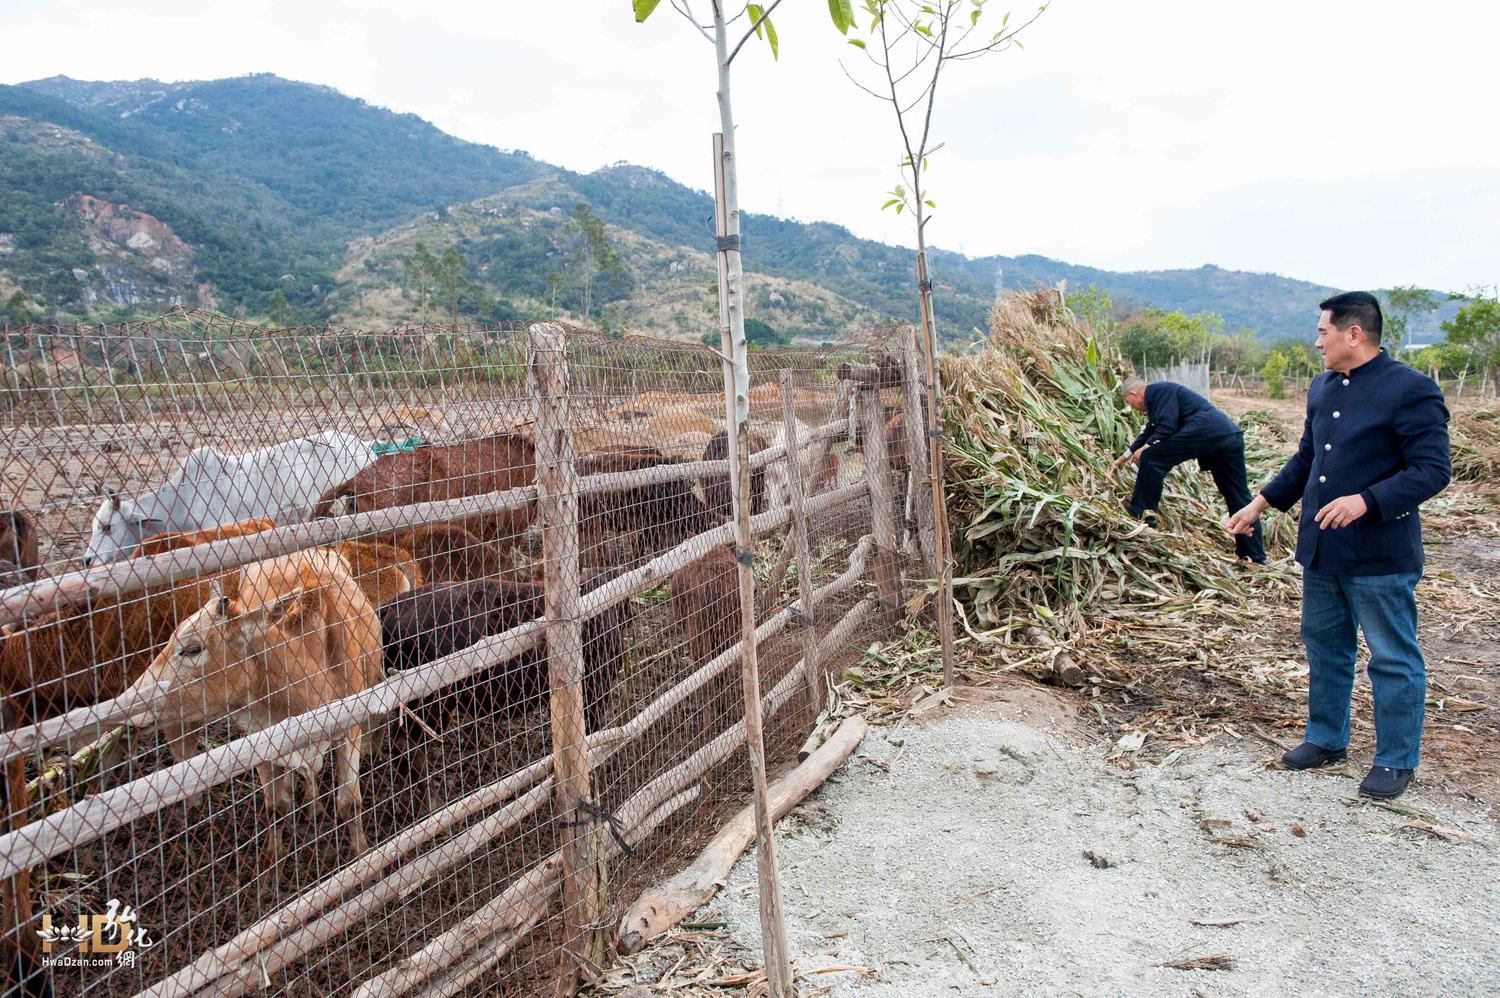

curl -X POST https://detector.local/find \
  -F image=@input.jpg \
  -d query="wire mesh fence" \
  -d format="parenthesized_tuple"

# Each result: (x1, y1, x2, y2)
(0, 310, 935, 997)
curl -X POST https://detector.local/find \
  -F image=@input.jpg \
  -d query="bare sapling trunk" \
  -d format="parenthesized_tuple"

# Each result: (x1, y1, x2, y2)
(710, 3, 794, 991)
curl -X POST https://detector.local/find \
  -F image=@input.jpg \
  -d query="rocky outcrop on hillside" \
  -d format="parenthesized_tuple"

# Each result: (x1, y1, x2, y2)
(65, 194, 203, 307)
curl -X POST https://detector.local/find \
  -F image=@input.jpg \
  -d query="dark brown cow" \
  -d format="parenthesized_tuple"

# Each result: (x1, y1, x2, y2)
(0, 513, 39, 584)
(312, 433, 536, 545)
(701, 430, 769, 521)
(380, 569, 632, 816)
(577, 446, 713, 559)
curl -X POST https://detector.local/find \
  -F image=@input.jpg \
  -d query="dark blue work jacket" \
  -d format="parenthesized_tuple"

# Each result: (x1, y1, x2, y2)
(1128, 382, 1242, 453)
(1260, 350, 1451, 576)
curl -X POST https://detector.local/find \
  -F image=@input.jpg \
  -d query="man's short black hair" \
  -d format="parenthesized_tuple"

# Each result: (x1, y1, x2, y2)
(1319, 291, 1383, 345)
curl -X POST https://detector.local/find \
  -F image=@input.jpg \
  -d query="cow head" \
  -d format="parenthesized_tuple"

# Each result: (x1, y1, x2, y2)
(126, 587, 302, 729)
(80, 487, 161, 567)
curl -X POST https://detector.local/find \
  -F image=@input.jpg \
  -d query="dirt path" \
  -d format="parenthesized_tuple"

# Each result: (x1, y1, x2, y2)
(701, 686, 1500, 996)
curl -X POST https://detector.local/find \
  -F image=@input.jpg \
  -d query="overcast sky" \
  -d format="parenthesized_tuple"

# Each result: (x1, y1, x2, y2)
(4, 0, 1496, 293)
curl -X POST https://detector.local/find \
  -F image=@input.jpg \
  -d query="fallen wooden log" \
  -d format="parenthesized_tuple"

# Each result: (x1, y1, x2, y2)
(616, 714, 869, 954)
(1022, 626, 1086, 687)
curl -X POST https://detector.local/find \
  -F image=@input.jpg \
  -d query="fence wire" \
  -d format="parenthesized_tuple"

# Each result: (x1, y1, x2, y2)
(0, 309, 926, 997)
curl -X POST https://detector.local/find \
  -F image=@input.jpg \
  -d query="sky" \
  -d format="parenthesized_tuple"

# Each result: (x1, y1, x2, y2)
(3, 0, 1496, 293)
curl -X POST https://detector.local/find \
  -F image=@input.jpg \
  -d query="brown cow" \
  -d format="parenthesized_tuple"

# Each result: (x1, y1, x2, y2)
(0, 699, 49, 998)
(384, 523, 502, 585)
(129, 552, 382, 870)
(702, 430, 769, 522)
(327, 540, 422, 606)
(137, 517, 279, 558)
(0, 574, 237, 727)
(577, 446, 713, 560)
(670, 544, 741, 666)
(0, 512, 39, 584)
(311, 433, 536, 545)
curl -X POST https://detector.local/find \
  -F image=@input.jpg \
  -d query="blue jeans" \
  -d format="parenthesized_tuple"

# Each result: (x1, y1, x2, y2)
(1301, 568, 1426, 769)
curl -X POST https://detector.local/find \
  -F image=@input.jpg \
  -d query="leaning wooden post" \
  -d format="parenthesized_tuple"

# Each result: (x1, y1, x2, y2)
(712, 131, 794, 997)
(899, 324, 939, 579)
(856, 385, 901, 624)
(779, 368, 822, 708)
(528, 322, 602, 994)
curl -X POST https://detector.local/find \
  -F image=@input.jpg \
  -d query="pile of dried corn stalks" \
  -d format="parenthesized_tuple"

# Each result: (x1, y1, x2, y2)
(939, 289, 1296, 640)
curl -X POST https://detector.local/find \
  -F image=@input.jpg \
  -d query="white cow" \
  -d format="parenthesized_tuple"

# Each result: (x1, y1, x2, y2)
(82, 431, 375, 566)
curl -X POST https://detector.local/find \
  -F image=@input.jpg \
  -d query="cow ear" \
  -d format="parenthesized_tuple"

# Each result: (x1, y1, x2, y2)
(206, 595, 231, 620)
(100, 486, 121, 512)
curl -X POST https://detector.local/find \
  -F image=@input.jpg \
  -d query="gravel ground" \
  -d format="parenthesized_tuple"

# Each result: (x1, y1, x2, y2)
(707, 687, 1500, 997)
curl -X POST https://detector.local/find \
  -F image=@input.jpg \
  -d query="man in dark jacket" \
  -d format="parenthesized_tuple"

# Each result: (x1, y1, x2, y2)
(1227, 292, 1451, 799)
(1112, 377, 1266, 563)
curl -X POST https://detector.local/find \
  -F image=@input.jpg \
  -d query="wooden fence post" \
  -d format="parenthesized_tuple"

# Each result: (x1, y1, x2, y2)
(779, 369, 822, 697)
(856, 385, 901, 624)
(899, 325, 939, 580)
(528, 322, 603, 994)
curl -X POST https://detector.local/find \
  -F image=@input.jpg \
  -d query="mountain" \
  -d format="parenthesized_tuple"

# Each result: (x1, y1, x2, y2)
(0, 73, 1382, 340)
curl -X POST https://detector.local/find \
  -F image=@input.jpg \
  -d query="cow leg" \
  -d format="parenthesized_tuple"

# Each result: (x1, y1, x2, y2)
(391, 714, 433, 819)
(334, 725, 369, 857)
(258, 762, 295, 877)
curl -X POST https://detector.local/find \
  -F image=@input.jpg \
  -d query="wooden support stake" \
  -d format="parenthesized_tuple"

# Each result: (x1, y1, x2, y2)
(713, 130, 793, 998)
(856, 385, 902, 624)
(617, 715, 869, 953)
(899, 324, 939, 580)
(780, 368, 822, 711)
(529, 322, 601, 994)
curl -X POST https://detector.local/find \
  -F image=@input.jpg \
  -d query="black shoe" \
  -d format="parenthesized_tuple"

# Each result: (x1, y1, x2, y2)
(1281, 741, 1347, 770)
(1359, 766, 1415, 799)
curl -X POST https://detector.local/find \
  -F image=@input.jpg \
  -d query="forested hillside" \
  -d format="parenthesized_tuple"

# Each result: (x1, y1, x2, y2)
(0, 73, 1362, 339)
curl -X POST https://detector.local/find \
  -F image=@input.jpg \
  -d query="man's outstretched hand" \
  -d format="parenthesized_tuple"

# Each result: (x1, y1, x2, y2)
(1314, 494, 1368, 530)
(1226, 494, 1270, 536)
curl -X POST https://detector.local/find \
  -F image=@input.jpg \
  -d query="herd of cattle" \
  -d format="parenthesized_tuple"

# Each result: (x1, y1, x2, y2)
(0, 407, 878, 890)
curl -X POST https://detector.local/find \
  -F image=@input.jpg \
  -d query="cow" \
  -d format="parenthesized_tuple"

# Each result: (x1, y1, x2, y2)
(83, 431, 374, 565)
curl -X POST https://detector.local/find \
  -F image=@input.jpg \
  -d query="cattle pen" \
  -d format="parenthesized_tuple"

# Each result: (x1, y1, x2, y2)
(0, 311, 944, 997)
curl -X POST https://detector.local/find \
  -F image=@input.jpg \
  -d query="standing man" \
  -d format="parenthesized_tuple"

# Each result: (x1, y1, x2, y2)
(1112, 377, 1266, 563)
(1227, 292, 1450, 799)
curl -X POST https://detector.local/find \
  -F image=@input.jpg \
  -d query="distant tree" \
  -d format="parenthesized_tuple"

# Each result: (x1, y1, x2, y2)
(1211, 331, 1264, 376)
(1264, 336, 1320, 381)
(1382, 285, 1442, 357)
(565, 201, 620, 321)
(431, 247, 479, 324)
(1261, 350, 1289, 399)
(1117, 308, 1224, 370)
(1068, 284, 1119, 340)
(743, 316, 786, 349)
(266, 288, 292, 326)
(1441, 289, 1500, 380)
(3, 291, 31, 326)
(545, 271, 564, 312)
(402, 242, 439, 319)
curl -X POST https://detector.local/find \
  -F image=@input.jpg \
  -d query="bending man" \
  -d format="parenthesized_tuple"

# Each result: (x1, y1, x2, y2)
(1227, 292, 1450, 799)
(1112, 377, 1265, 563)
